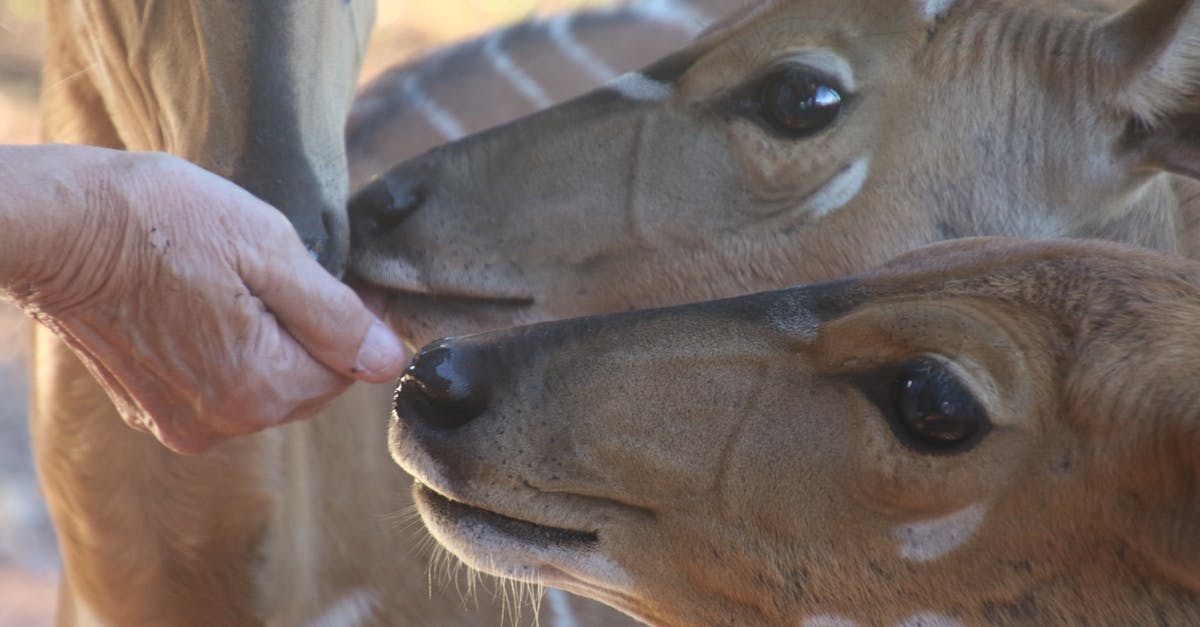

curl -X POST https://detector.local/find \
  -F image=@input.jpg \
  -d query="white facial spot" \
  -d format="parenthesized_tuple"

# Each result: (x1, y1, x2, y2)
(921, 0, 956, 20)
(609, 72, 675, 102)
(305, 588, 378, 627)
(547, 588, 579, 627)
(897, 612, 965, 627)
(802, 615, 861, 627)
(892, 503, 988, 562)
(807, 156, 870, 218)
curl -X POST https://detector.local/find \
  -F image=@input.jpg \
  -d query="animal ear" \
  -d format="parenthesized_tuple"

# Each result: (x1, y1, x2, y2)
(1098, 0, 1200, 178)
(1125, 426, 1200, 592)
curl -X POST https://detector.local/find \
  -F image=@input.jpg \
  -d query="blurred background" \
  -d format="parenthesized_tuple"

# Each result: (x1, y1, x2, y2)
(0, 1, 615, 623)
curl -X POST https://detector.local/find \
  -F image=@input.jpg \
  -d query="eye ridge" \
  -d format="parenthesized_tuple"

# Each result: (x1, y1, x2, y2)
(752, 66, 845, 138)
(887, 358, 990, 455)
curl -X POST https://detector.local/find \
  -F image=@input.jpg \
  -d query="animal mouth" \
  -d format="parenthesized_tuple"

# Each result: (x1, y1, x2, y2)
(389, 290, 535, 309)
(348, 256, 536, 307)
(381, 290, 542, 347)
(414, 482, 599, 548)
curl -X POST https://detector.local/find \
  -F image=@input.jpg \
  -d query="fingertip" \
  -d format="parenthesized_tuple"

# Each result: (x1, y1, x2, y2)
(352, 318, 408, 382)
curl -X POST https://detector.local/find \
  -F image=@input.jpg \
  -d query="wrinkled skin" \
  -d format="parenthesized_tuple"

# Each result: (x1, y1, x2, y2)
(1, 146, 404, 454)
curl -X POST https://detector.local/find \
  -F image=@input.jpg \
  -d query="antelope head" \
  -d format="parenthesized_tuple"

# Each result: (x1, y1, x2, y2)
(350, 0, 1200, 344)
(390, 238, 1200, 626)
(43, 0, 375, 274)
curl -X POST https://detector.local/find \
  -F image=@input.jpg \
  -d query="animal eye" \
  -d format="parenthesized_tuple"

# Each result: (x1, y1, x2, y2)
(888, 359, 988, 453)
(755, 67, 843, 138)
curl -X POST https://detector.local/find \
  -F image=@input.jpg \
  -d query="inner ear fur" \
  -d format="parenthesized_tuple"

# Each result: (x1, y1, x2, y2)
(1108, 371, 1200, 592)
(1125, 436, 1200, 593)
(1100, 0, 1200, 178)
(1120, 113, 1200, 179)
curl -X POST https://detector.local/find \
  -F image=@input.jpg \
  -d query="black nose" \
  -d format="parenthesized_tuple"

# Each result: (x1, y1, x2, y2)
(347, 159, 433, 247)
(393, 339, 491, 430)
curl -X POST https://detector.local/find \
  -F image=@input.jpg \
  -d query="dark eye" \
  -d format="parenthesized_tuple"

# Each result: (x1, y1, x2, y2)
(755, 67, 843, 138)
(887, 359, 988, 453)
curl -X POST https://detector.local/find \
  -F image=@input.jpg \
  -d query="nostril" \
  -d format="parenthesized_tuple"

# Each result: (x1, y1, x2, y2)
(393, 342, 489, 430)
(300, 235, 327, 262)
(296, 216, 346, 277)
(315, 209, 349, 278)
(348, 173, 426, 238)
(377, 176, 426, 231)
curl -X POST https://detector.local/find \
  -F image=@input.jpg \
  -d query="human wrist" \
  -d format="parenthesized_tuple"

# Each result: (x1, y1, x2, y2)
(0, 144, 131, 309)
(0, 144, 74, 301)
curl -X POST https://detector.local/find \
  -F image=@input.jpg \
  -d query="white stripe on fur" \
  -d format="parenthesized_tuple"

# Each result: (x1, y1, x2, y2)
(892, 503, 987, 563)
(401, 75, 467, 141)
(484, 30, 554, 109)
(807, 156, 870, 218)
(548, 13, 619, 84)
(609, 72, 674, 102)
(629, 0, 711, 36)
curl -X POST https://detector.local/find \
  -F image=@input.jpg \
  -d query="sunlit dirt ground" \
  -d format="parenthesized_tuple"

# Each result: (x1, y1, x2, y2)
(0, 1, 611, 623)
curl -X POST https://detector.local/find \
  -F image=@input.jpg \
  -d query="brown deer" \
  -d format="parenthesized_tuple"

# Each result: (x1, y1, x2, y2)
(350, 0, 1200, 350)
(347, 0, 1200, 621)
(348, 0, 749, 190)
(391, 236, 1200, 626)
(34, 0, 1200, 623)
(35, 2, 374, 624)
(33, 1, 734, 625)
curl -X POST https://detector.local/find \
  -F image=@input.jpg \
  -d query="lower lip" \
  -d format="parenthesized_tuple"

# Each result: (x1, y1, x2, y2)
(414, 483, 598, 548)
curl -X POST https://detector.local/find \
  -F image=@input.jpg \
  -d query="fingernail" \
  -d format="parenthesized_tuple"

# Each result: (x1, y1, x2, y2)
(356, 319, 406, 378)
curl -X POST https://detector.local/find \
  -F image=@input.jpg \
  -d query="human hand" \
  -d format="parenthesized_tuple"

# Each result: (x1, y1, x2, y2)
(2, 146, 406, 453)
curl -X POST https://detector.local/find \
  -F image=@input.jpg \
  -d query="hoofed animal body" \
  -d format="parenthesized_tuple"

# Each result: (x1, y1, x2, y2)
(32, 0, 1200, 623)
(36, 1, 373, 624)
(348, 0, 747, 190)
(33, 1, 732, 625)
(391, 237, 1200, 626)
(347, 0, 1200, 622)
(351, 0, 1200, 350)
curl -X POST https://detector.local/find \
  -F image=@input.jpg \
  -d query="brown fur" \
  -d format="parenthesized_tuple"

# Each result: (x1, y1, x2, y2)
(35, 0, 1200, 623)
(36, 1, 375, 622)
(351, 0, 1200, 349)
(35, 1, 727, 624)
(391, 238, 1200, 626)
(346, 0, 1200, 623)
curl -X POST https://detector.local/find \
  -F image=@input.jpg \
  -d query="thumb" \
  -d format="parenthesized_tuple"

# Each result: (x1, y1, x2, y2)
(242, 224, 407, 383)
